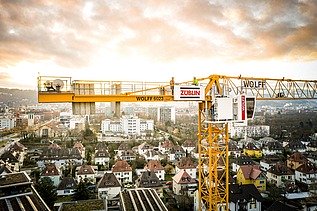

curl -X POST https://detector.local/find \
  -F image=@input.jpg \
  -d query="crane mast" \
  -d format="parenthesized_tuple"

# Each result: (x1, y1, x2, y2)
(37, 74, 317, 211)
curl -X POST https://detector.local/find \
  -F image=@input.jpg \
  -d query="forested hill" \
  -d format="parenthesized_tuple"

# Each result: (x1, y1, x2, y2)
(0, 87, 37, 107)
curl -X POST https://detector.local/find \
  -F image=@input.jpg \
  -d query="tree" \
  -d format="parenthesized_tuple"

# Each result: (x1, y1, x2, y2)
(73, 180, 92, 201)
(34, 177, 57, 209)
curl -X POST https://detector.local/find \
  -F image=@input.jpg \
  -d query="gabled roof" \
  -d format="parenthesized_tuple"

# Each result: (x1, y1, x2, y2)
(112, 160, 132, 172)
(118, 143, 129, 151)
(234, 155, 255, 166)
(57, 177, 77, 190)
(77, 165, 95, 175)
(296, 162, 317, 174)
(239, 165, 262, 180)
(286, 140, 306, 149)
(73, 142, 84, 150)
(182, 140, 195, 148)
(9, 142, 26, 152)
(145, 160, 164, 171)
(0, 163, 12, 175)
(161, 140, 174, 149)
(176, 157, 196, 169)
(0, 151, 19, 163)
(266, 201, 299, 211)
(42, 163, 59, 176)
(266, 141, 283, 150)
(48, 142, 61, 150)
(136, 171, 162, 188)
(139, 142, 153, 150)
(260, 155, 281, 164)
(245, 142, 260, 150)
(172, 170, 196, 184)
(95, 148, 110, 158)
(170, 145, 185, 154)
(268, 162, 294, 176)
(121, 149, 136, 157)
(228, 140, 239, 151)
(229, 184, 263, 203)
(95, 142, 107, 151)
(288, 152, 308, 163)
(97, 172, 121, 189)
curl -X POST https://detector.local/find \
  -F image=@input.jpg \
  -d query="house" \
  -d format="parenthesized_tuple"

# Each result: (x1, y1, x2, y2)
(232, 155, 256, 172)
(0, 150, 20, 172)
(76, 164, 96, 183)
(182, 140, 196, 154)
(228, 140, 241, 158)
(295, 162, 317, 187)
(143, 149, 164, 161)
(236, 165, 266, 191)
(158, 140, 174, 154)
(169, 145, 186, 162)
(0, 161, 12, 175)
(260, 155, 281, 172)
(135, 170, 164, 197)
(172, 169, 197, 197)
(266, 162, 295, 188)
(137, 142, 154, 156)
(285, 140, 306, 153)
(94, 148, 110, 167)
(175, 156, 197, 179)
(0, 171, 50, 210)
(262, 141, 283, 155)
(116, 143, 129, 157)
(119, 149, 136, 161)
(37, 124, 56, 138)
(112, 160, 133, 184)
(228, 184, 263, 211)
(304, 151, 317, 165)
(306, 141, 317, 152)
(96, 172, 121, 199)
(144, 160, 165, 181)
(243, 142, 262, 158)
(37, 147, 83, 169)
(287, 152, 308, 170)
(41, 163, 61, 187)
(57, 177, 77, 196)
(73, 141, 85, 158)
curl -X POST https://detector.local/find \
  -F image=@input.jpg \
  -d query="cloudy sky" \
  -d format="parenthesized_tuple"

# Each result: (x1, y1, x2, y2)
(0, 0, 316, 89)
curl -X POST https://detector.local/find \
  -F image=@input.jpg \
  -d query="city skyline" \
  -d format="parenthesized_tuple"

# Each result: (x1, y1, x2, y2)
(0, 0, 316, 89)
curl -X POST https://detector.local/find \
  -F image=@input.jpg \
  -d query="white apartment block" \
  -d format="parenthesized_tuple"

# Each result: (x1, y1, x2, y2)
(101, 116, 154, 136)
(158, 106, 175, 124)
(230, 125, 270, 138)
(0, 116, 16, 130)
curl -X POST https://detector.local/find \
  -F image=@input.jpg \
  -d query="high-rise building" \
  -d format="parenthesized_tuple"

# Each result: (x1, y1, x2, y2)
(158, 106, 176, 124)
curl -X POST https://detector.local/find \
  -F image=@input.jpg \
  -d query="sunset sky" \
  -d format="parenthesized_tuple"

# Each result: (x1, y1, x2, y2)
(0, 0, 316, 89)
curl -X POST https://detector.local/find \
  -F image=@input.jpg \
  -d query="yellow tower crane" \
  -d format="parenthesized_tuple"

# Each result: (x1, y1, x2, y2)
(37, 74, 317, 211)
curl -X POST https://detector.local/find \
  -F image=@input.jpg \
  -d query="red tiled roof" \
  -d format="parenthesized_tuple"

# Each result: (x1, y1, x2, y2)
(77, 165, 95, 175)
(172, 170, 196, 184)
(42, 163, 59, 176)
(112, 160, 132, 172)
(240, 165, 261, 180)
(144, 160, 164, 171)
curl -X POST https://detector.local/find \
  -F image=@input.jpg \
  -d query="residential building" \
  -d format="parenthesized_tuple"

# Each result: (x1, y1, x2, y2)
(97, 172, 121, 199)
(73, 141, 85, 158)
(0, 151, 20, 172)
(175, 157, 197, 179)
(243, 142, 262, 158)
(41, 163, 61, 187)
(76, 164, 96, 183)
(143, 150, 164, 161)
(95, 148, 110, 167)
(37, 147, 83, 169)
(112, 160, 133, 184)
(228, 140, 241, 158)
(158, 106, 175, 124)
(57, 177, 77, 196)
(144, 160, 165, 181)
(137, 142, 154, 156)
(260, 155, 281, 172)
(169, 145, 186, 162)
(172, 169, 197, 197)
(0, 116, 16, 130)
(266, 162, 295, 188)
(232, 155, 256, 172)
(285, 140, 306, 153)
(120, 150, 136, 162)
(295, 162, 317, 186)
(287, 152, 308, 170)
(262, 141, 283, 156)
(135, 171, 164, 197)
(236, 165, 266, 192)
(158, 140, 174, 154)
(182, 140, 196, 154)
(228, 184, 263, 211)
